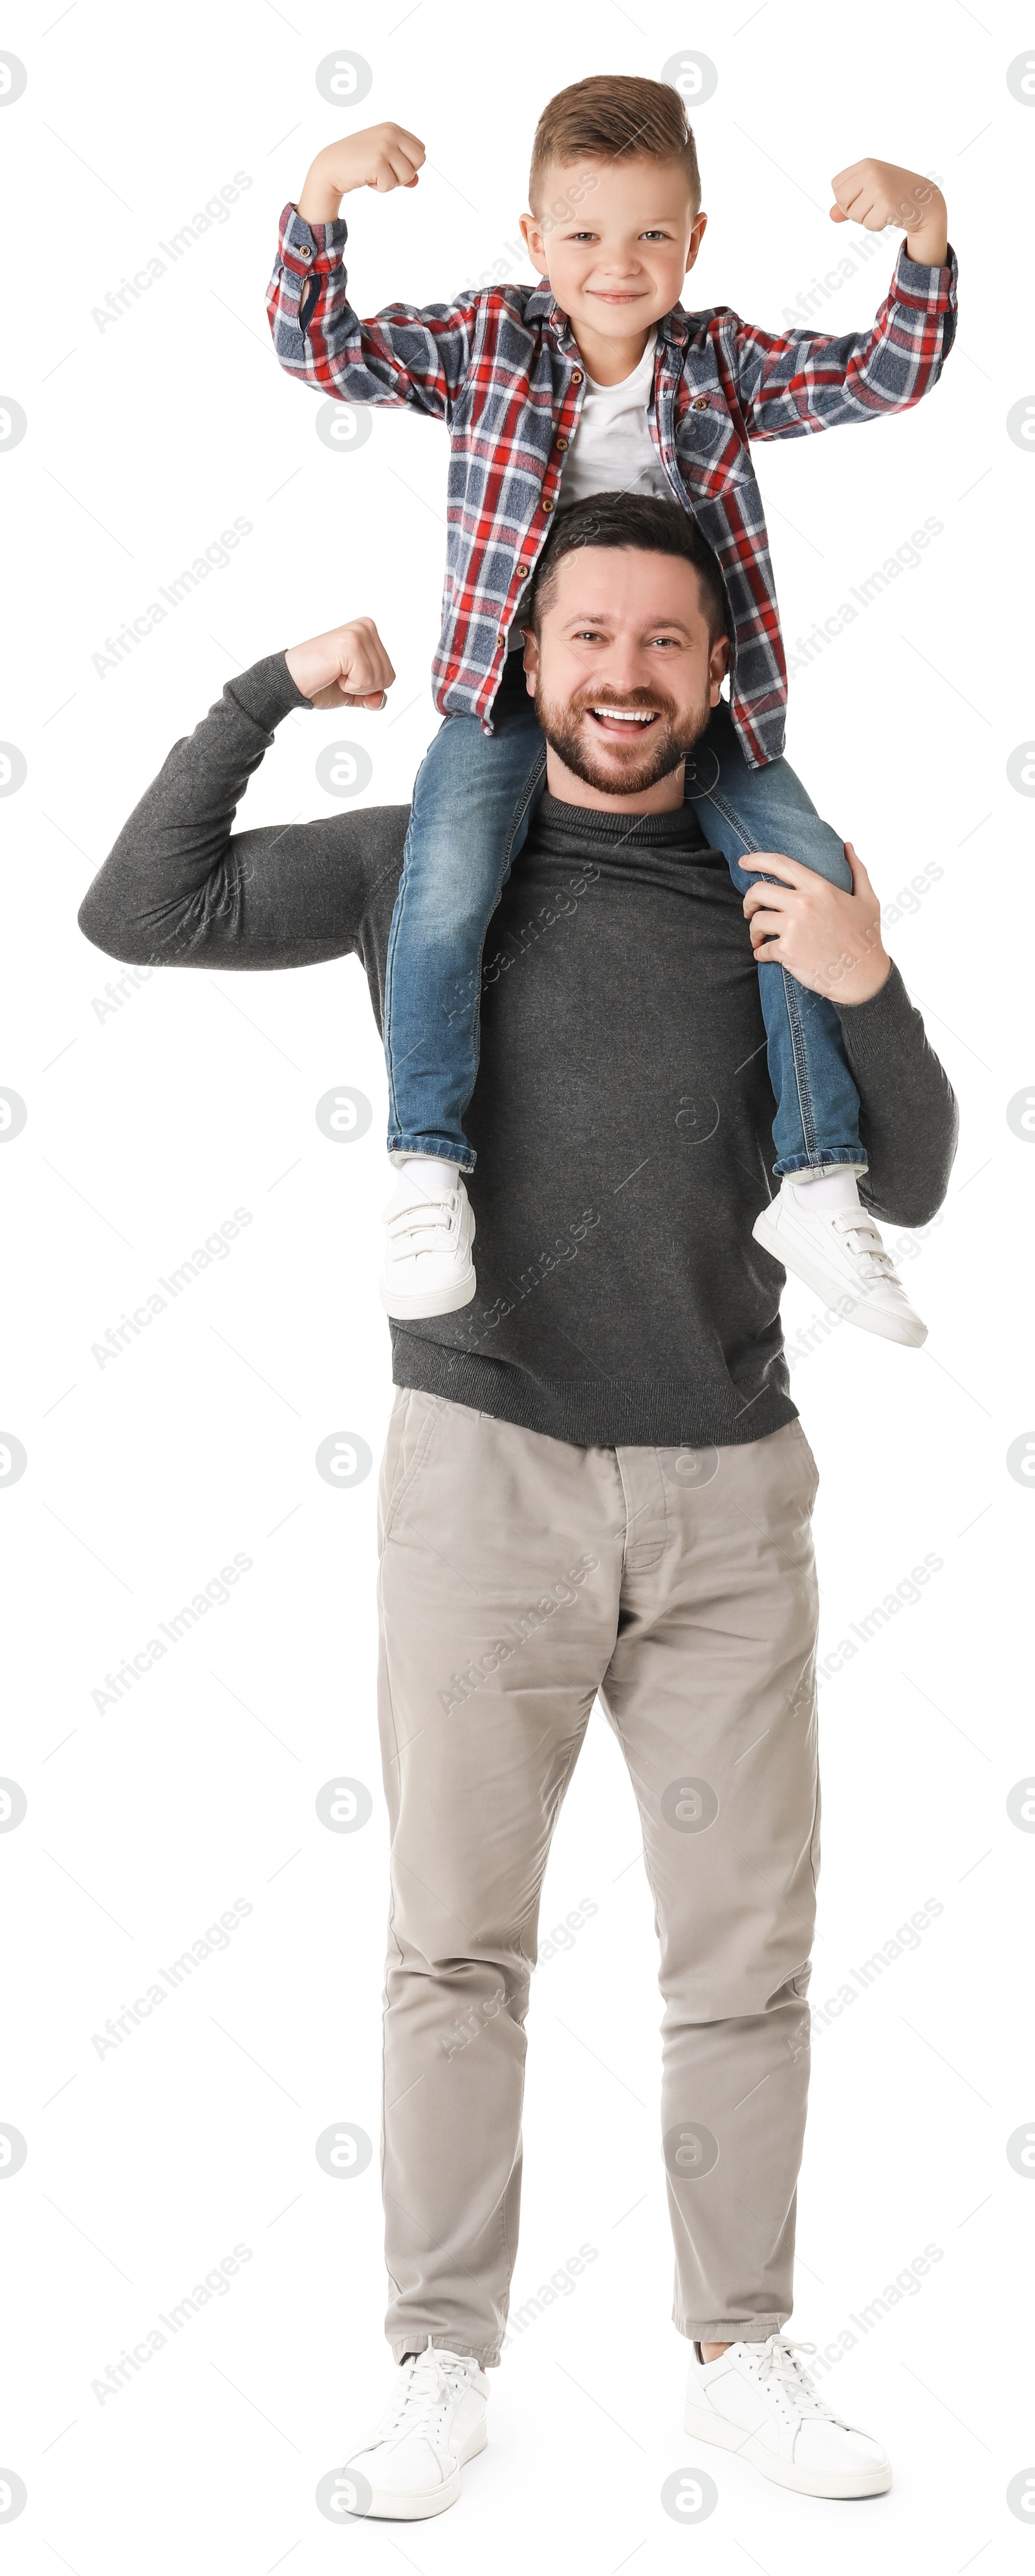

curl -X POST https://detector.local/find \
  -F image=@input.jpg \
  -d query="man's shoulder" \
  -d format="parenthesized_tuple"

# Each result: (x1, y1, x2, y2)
(336, 801, 410, 864)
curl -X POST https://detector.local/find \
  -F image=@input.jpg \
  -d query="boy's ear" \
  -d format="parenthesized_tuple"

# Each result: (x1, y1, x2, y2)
(684, 211, 708, 276)
(519, 211, 549, 277)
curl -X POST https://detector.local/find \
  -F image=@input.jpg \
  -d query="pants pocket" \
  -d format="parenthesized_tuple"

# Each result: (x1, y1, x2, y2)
(791, 1420, 820, 1510)
(379, 1389, 442, 1547)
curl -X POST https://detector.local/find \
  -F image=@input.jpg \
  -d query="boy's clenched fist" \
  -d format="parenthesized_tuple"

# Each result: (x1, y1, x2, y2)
(298, 124, 426, 224)
(830, 158, 947, 265)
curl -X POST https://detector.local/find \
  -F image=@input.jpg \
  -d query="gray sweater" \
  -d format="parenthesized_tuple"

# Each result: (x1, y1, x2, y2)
(79, 653, 959, 1449)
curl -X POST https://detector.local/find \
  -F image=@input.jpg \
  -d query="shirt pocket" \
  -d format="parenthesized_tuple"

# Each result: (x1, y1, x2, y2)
(674, 395, 754, 492)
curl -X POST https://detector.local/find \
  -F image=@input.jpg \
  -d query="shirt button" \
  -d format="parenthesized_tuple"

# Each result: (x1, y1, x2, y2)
(542, 499, 554, 514)
(516, 565, 530, 581)
(555, 435, 568, 450)
(692, 396, 708, 410)
(300, 244, 313, 260)
(571, 369, 583, 385)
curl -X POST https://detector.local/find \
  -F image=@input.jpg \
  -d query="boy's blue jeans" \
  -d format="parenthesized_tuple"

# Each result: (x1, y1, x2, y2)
(384, 677, 862, 1178)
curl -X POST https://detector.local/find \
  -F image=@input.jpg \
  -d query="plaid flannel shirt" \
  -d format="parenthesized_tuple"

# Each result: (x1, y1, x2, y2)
(267, 208, 957, 764)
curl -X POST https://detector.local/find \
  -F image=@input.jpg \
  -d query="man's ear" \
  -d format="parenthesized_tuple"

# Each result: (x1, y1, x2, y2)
(684, 211, 708, 277)
(519, 625, 539, 695)
(708, 631, 730, 706)
(519, 211, 549, 277)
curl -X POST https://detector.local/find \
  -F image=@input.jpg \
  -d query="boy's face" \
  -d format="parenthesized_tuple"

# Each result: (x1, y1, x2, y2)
(520, 157, 707, 342)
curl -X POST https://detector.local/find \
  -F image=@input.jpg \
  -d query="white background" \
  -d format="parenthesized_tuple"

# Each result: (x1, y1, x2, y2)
(0, 1, 1032, 2568)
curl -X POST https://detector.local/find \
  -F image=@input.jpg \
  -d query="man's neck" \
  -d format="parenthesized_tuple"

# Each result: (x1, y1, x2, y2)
(543, 742, 686, 814)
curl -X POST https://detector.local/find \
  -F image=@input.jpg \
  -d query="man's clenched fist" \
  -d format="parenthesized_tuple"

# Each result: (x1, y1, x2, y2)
(285, 616, 396, 712)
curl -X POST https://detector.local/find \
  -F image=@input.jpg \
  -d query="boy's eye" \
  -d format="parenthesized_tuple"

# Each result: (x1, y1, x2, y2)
(640, 230, 671, 241)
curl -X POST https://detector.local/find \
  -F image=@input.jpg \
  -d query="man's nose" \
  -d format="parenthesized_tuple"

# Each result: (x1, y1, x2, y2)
(594, 644, 658, 698)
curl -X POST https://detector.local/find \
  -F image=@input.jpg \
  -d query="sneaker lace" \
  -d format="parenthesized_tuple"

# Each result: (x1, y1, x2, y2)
(378, 2347, 470, 2444)
(754, 2335, 835, 2417)
(830, 1209, 900, 1283)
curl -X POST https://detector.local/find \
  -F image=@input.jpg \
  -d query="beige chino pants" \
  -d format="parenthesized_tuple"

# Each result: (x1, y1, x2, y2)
(376, 1388, 821, 2366)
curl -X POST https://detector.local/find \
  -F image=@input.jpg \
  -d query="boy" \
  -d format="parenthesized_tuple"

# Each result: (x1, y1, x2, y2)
(267, 74, 955, 1338)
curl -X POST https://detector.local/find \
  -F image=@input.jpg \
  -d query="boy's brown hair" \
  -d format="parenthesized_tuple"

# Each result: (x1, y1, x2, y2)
(529, 74, 701, 216)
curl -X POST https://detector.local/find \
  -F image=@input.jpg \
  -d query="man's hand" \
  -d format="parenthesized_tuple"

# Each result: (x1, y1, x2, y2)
(741, 843, 891, 1004)
(285, 617, 396, 711)
(296, 124, 425, 226)
(829, 158, 948, 266)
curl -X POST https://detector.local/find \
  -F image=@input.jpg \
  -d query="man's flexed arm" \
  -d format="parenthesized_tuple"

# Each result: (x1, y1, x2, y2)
(78, 622, 407, 976)
(267, 121, 479, 418)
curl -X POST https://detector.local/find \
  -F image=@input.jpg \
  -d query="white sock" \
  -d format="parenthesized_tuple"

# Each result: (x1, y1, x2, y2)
(790, 1165, 864, 1212)
(396, 1153, 462, 1193)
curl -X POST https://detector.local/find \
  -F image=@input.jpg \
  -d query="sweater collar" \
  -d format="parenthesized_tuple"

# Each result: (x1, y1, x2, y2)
(534, 788, 711, 850)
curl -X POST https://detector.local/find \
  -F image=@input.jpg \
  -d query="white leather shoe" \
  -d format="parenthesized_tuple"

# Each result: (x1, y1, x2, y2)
(753, 1177, 926, 1345)
(684, 2335, 891, 2498)
(380, 1165, 476, 1319)
(341, 2343, 488, 2519)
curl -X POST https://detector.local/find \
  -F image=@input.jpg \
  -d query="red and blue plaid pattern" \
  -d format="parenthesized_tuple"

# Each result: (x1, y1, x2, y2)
(267, 209, 957, 764)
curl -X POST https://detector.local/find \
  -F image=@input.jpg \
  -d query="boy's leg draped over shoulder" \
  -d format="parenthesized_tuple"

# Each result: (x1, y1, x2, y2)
(384, 666, 545, 1171)
(684, 702, 862, 1178)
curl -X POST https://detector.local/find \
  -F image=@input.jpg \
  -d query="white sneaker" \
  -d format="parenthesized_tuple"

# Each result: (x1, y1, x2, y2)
(684, 2335, 891, 2499)
(380, 1164, 476, 1319)
(753, 1176, 926, 1346)
(341, 2342, 488, 2520)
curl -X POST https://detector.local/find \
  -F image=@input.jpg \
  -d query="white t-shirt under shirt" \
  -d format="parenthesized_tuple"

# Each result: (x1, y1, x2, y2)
(507, 333, 671, 649)
(558, 331, 670, 508)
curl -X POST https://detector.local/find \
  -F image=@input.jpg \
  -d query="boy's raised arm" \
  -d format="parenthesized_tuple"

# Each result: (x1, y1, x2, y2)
(266, 122, 478, 418)
(730, 155, 957, 442)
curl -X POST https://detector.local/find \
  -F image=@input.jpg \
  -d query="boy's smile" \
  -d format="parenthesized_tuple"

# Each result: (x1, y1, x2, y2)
(519, 155, 707, 384)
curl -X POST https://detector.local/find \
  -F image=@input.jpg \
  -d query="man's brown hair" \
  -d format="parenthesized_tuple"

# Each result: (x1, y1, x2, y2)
(528, 74, 701, 217)
(523, 492, 728, 644)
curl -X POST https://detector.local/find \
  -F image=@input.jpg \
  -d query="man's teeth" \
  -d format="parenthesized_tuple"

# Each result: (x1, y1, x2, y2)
(590, 708, 656, 724)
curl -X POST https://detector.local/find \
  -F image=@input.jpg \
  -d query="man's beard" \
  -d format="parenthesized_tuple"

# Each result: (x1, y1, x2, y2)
(535, 678, 713, 797)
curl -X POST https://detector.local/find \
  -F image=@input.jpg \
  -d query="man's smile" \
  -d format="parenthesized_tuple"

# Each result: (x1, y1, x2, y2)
(586, 704, 662, 734)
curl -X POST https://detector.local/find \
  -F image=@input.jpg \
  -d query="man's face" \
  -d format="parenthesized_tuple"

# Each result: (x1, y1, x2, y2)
(521, 545, 729, 803)
(520, 157, 707, 347)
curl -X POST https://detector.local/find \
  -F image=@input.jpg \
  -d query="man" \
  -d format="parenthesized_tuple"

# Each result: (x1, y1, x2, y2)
(80, 495, 957, 2517)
